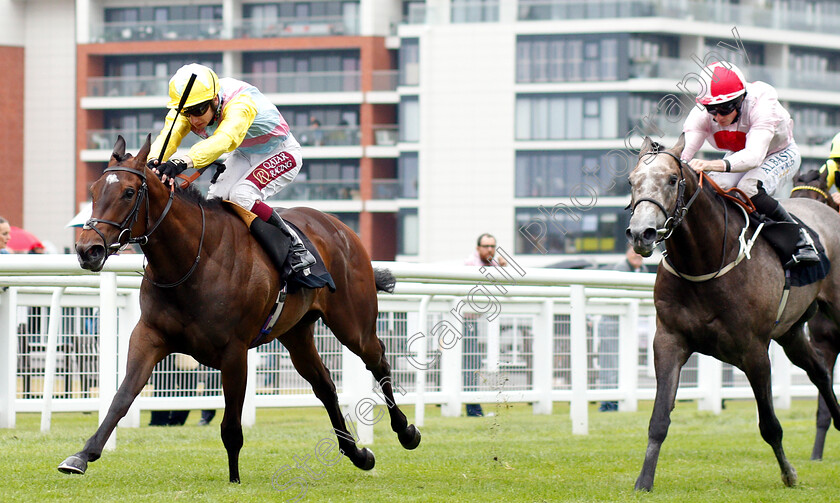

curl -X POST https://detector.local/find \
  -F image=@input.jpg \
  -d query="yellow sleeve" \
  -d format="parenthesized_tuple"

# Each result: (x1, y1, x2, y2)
(149, 110, 191, 162)
(186, 95, 258, 169)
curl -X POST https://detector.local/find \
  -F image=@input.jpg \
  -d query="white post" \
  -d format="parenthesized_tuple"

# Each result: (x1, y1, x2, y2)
(697, 354, 722, 414)
(99, 272, 118, 451)
(241, 347, 258, 427)
(440, 299, 463, 417)
(413, 295, 432, 427)
(118, 290, 141, 428)
(342, 345, 373, 445)
(40, 288, 64, 432)
(532, 299, 553, 414)
(569, 285, 588, 435)
(0, 288, 18, 428)
(771, 341, 792, 410)
(618, 299, 639, 412)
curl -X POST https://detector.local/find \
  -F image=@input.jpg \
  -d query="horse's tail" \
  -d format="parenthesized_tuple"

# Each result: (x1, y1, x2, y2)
(374, 267, 396, 293)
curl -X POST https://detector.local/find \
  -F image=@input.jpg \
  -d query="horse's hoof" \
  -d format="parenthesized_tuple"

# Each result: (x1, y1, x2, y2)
(782, 468, 797, 487)
(398, 424, 421, 450)
(58, 455, 87, 475)
(351, 447, 375, 470)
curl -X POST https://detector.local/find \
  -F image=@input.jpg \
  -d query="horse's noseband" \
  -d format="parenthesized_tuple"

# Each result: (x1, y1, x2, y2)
(629, 148, 697, 245)
(85, 166, 174, 255)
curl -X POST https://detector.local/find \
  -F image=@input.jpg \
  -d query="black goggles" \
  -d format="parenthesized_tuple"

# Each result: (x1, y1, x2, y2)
(181, 100, 213, 117)
(705, 101, 738, 116)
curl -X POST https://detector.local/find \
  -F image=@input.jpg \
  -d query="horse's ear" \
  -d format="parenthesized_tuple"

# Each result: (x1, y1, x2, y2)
(638, 136, 653, 159)
(670, 133, 686, 157)
(111, 136, 126, 163)
(135, 134, 152, 166)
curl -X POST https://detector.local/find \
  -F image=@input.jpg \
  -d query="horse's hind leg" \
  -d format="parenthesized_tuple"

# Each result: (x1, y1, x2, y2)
(219, 349, 249, 483)
(281, 323, 376, 470)
(777, 325, 840, 431)
(635, 330, 689, 492)
(323, 314, 420, 450)
(743, 345, 797, 487)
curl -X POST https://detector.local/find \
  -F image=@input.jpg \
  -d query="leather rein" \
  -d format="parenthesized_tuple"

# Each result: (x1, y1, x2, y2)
(629, 148, 760, 282)
(84, 166, 205, 288)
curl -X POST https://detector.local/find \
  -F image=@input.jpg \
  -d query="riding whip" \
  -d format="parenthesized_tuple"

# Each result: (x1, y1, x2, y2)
(157, 72, 197, 162)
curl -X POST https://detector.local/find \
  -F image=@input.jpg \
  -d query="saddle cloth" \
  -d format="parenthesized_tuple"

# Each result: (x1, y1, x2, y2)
(748, 213, 830, 287)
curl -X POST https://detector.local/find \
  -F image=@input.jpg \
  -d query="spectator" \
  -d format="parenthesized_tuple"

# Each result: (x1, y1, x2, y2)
(462, 233, 508, 417)
(598, 245, 650, 412)
(0, 217, 10, 254)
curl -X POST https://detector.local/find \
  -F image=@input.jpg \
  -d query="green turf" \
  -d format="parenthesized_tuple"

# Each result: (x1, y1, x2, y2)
(1, 399, 838, 502)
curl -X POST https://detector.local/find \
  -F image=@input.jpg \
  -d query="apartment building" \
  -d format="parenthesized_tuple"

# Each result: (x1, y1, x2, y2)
(6, 0, 840, 265)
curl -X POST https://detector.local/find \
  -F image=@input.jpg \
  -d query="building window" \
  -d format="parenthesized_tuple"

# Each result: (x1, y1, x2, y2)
(398, 153, 418, 198)
(243, 50, 360, 93)
(516, 94, 621, 140)
(400, 97, 420, 142)
(398, 208, 419, 255)
(515, 151, 630, 198)
(702, 39, 763, 67)
(101, 5, 223, 42)
(517, 34, 624, 83)
(241, 2, 359, 37)
(96, 54, 222, 97)
(515, 207, 628, 255)
(332, 213, 360, 234)
(283, 106, 360, 147)
(451, 0, 499, 23)
(270, 160, 359, 201)
(400, 38, 420, 86)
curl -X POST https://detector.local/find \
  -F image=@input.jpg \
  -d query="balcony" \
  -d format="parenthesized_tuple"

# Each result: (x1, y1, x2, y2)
(517, 0, 840, 35)
(240, 71, 361, 94)
(371, 70, 399, 92)
(235, 15, 359, 38)
(270, 180, 360, 201)
(87, 75, 169, 98)
(372, 179, 399, 199)
(297, 124, 361, 147)
(91, 19, 223, 43)
(85, 129, 199, 155)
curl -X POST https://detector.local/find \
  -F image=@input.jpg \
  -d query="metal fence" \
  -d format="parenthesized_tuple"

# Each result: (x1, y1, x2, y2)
(0, 255, 834, 447)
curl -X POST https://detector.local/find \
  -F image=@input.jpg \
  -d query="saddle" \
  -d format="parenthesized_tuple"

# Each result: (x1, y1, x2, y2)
(223, 201, 335, 294)
(748, 212, 830, 287)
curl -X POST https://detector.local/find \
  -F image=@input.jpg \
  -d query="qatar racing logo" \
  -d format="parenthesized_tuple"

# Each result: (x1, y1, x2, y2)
(247, 152, 297, 189)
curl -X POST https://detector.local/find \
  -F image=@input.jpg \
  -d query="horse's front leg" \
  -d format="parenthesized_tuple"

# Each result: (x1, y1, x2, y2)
(220, 349, 249, 483)
(635, 329, 689, 492)
(58, 328, 166, 475)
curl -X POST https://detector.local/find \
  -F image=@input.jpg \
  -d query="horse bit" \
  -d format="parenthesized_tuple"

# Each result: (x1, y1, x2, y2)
(84, 166, 205, 288)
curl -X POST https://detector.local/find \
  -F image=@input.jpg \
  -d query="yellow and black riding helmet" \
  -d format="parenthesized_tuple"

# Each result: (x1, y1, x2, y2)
(821, 131, 840, 190)
(167, 63, 220, 117)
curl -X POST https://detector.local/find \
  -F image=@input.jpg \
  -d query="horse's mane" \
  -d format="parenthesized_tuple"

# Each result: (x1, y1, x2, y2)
(794, 168, 821, 185)
(172, 183, 224, 210)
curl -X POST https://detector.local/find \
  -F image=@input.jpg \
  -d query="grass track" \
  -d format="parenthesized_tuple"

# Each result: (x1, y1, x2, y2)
(1, 399, 839, 502)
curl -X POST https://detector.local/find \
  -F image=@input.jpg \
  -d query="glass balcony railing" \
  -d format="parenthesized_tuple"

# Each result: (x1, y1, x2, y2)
(373, 125, 399, 146)
(87, 75, 169, 98)
(371, 179, 400, 199)
(371, 70, 399, 91)
(92, 19, 224, 43)
(297, 125, 361, 147)
(270, 180, 360, 201)
(629, 57, 840, 94)
(517, 0, 840, 35)
(235, 15, 359, 38)
(240, 71, 361, 93)
(86, 129, 199, 151)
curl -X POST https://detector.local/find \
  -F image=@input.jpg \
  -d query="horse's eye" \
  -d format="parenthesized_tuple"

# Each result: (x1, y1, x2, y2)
(669, 175, 678, 186)
(123, 188, 135, 199)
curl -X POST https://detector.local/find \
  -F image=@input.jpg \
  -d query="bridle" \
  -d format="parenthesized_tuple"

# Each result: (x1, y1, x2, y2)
(791, 184, 832, 205)
(628, 146, 702, 247)
(84, 165, 205, 288)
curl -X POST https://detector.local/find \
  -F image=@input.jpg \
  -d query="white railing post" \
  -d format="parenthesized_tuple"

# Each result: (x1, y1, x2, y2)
(99, 272, 118, 451)
(618, 299, 639, 412)
(771, 341, 792, 410)
(242, 348, 258, 427)
(118, 290, 141, 428)
(697, 354, 722, 414)
(569, 285, 588, 435)
(440, 299, 463, 417)
(0, 287, 18, 428)
(341, 345, 373, 445)
(413, 295, 432, 427)
(40, 287, 64, 432)
(532, 299, 553, 414)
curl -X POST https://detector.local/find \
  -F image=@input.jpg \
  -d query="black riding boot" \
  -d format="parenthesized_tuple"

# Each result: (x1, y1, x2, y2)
(267, 212, 316, 272)
(250, 217, 290, 273)
(751, 187, 820, 268)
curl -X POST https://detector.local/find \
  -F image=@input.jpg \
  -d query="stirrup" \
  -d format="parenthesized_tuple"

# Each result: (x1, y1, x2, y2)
(288, 245, 316, 272)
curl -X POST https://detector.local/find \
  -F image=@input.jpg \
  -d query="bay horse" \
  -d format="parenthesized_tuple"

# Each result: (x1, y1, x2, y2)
(58, 136, 421, 482)
(790, 167, 840, 460)
(626, 134, 840, 491)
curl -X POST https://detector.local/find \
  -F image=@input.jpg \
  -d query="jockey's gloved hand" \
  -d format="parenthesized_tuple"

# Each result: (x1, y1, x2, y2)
(159, 158, 188, 179)
(146, 159, 160, 171)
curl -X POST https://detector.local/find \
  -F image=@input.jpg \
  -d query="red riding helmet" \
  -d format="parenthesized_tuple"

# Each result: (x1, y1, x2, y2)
(696, 61, 748, 106)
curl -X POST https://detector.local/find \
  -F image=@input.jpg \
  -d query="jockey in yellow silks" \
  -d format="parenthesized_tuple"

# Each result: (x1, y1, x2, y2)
(148, 64, 315, 272)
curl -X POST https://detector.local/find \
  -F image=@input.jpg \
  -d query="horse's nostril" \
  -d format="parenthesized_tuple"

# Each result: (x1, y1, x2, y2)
(642, 228, 657, 243)
(625, 228, 633, 241)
